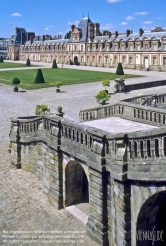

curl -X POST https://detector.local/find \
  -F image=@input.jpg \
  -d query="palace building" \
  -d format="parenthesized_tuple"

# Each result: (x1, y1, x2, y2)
(7, 16, 166, 71)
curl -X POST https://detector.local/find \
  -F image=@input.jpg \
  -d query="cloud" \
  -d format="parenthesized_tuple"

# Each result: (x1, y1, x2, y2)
(120, 22, 128, 25)
(68, 20, 79, 25)
(108, 0, 122, 2)
(126, 16, 135, 21)
(45, 27, 50, 30)
(11, 13, 22, 17)
(142, 21, 153, 24)
(101, 23, 115, 30)
(134, 11, 148, 15)
(157, 17, 164, 20)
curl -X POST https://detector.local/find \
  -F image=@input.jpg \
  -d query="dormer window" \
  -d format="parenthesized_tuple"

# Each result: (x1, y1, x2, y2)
(121, 45, 124, 51)
(145, 44, 148, 50)
(129, 44, 133, 51)
(153, 44, 157, 50)
(164, 43, 166, 50)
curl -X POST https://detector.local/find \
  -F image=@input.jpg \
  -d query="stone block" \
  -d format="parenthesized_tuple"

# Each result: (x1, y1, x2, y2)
(90, 187, 103, 200)
(90, 193, 103, 208)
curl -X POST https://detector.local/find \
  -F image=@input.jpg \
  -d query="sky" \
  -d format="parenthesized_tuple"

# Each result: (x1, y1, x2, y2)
(0, 0, 166, 38)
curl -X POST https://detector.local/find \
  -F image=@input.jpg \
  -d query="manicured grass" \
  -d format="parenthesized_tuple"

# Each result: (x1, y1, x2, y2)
(0, 62, 39, 69)
(0, 68, 141, 90)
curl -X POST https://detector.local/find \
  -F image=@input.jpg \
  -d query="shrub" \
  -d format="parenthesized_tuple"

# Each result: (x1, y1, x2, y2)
(116, 63, 124, 75)
(74, 56, 79, 65)
(52, 59, 58, 68)
(102, 79, 110, 90)
(55, 81, 62, 88)
(26, 58, 31, 66)
(34, 69, 45, 83)
(0, 56, 4, 63)
(35, 104, 50, 115)
(12, 77, 20, 85)
(95, 90, 110, 102)
(69, 59, 73, 65)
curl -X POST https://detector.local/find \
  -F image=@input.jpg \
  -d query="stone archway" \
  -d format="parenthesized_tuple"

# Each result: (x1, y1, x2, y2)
(136, 191, 166, 246)
(65, 161, 89, 207)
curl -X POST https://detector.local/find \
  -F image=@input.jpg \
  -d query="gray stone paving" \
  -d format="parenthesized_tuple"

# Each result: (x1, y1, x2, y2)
(1, 61, 166, 245)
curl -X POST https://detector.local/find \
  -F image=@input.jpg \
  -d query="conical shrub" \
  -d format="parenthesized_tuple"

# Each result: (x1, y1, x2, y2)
(34, 69, 45, 83)
(0, 56, 3, 63)
(52, 59, 58, 68)
(116, 63, 124, 75)
(26, 58, 31, 66)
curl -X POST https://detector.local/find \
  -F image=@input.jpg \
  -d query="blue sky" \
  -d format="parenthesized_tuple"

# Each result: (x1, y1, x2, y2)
(0, 0, 166, 38)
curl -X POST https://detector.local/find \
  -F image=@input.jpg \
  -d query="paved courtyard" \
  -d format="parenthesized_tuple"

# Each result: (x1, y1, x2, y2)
(1, 61, 166, 245)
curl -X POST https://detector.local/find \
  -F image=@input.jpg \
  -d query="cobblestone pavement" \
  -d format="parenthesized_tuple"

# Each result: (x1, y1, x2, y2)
(1, 62, 166, 245)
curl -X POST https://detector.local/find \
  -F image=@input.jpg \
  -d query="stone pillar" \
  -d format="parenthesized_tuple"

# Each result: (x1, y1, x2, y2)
(108, 178, 131, 246)
(10, 120, 21, 168)
(86, 168, 108, 246)
(47, 148, 63, 210)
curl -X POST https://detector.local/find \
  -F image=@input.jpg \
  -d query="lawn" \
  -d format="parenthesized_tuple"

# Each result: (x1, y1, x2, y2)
(0, 68, 140, 90)
(0, 62, 39, 69)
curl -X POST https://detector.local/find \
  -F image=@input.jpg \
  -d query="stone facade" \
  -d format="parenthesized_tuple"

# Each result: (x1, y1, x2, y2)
(10, 92, 166, 245)
(7, 17, 166, 71)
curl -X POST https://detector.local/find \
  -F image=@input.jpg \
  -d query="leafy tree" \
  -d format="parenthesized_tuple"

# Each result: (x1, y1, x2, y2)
(55, 81, 62, 88)
(102, 79, 110, 90)
(26, 58, 31, 66)
(12, 77, 20, 91)
(95, 90, 110, 103)
(74, 56, 79, 65)
(116, 63, 124, 75)
(35, 104, 50, 115)
(34, 69, 45, 83)
(52, 59, 58, 68)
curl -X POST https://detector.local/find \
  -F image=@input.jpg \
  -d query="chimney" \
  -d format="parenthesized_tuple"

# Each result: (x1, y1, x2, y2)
(21, 32, 26, 45)
(71, 25, 75, 32)
(115, 30, 118, 38)
(42, 35, 45, 42)
(126, 29, 130, 37)
(108, 32, 112, 38)
(94, 23, 100, 36)
(37, 36, 40, 41)
(30, 36, 33, 45)
(49, 35, 52, 40)
(139, 28, 144, 37)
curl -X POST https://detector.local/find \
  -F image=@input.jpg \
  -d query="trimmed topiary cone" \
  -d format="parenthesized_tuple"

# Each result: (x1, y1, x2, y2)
(116, 63, 124, 75)
(52, 59, 58, 68)
(26, 58, 31, 66)
(34, 69, 45, 83)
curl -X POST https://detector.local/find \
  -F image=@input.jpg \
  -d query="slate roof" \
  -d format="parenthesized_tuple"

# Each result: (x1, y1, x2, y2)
(25, 39, 68, 46)
(68, 17, 91, 42)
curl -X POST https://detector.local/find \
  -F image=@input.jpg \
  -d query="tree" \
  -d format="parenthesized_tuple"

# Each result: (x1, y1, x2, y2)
(116, 63, 124, 75)
(12, 77, 20, 92)
(26, 58, 31, 66)
(52, 59, 58, 68)
(35, 104, 50, 115)
(95, 90, 110, 103)
(102, 79, 110, 91)
(34, 69, 45, 83)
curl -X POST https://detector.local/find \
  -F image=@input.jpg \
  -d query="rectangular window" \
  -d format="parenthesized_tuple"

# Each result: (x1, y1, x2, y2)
(145, 44, 148, 50)
(129, 44, 133, 51)
(99, 46, 102, 51)
(114, 45, 117, 51)
(129, 57, 133, 64)
(137, 44, 140, 51)
(81, 56, 84, 62)
(87, 46, 90, 51)
(87, 56, 89, 63)
(122, 56, 126, 64)
(106, 46, 109, 51)
(93, 46, 96, 51)
(81, 45, 83, 51)
(74, 46, 77, 51)
(164, 43, 166, 50)
(153, 44, 157, 50)
(99, 56, 101, 63)
(69, 46, 71, 52)
(114, 57, 117, 64)
(92, 56, 95, 63)
(105, 56, 108, 63)
(164, 57, 166, 65)
(121, 45, 124, 51)
(153, 57, 157, 65)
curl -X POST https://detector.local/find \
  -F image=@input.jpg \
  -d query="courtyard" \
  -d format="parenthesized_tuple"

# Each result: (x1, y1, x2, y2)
(1, 61, 166, 245)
